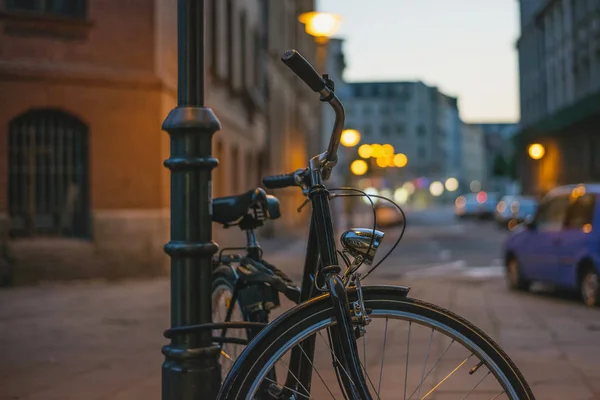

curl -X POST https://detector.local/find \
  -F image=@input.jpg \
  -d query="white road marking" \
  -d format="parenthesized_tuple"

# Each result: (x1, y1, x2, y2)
(404, 262, 505, 279)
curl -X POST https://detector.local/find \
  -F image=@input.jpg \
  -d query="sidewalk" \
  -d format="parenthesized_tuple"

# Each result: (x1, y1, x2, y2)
(1, 272, 600, 399)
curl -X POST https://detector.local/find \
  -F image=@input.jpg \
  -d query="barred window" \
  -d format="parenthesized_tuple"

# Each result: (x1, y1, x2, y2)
(6, 0, 87, 18)
(8, 109, 90, 238)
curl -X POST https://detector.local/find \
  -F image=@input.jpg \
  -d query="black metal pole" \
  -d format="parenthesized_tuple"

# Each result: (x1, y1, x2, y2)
(161, 0, 222, 399)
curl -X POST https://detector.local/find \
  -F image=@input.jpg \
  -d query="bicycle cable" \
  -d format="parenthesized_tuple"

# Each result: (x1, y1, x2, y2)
(330, 189, 407, 281)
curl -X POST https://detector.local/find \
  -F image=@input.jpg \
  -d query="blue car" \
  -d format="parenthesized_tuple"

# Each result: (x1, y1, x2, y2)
(503, 184, 600, 306)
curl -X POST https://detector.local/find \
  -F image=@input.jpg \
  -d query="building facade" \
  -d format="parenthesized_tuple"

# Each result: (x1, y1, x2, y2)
(461, 124, 486, 193)
(343, 81, 461, 193)
(517, 0, 600, 195)
(0, 0, 320, 284)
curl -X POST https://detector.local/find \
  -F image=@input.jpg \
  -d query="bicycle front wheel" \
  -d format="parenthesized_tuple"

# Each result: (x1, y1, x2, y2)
(218, 285, 534, 400)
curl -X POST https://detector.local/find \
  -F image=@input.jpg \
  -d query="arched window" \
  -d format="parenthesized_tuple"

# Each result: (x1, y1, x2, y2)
(8, 109, 90, 238)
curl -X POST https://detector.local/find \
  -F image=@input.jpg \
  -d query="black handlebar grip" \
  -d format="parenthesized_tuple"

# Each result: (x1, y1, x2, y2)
(263, 173, 297, 189)
(281, 49, 326, 93)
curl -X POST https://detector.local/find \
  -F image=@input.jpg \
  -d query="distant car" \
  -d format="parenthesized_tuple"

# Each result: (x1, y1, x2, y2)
(503, 184, 600, 306)
(455, 191, 499, 219)
(375, 202, 404, 228)
(495, 195, 538, 229)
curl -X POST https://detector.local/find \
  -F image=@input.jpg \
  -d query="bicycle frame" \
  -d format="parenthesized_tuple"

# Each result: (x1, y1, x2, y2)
(279, 156, 373, 399)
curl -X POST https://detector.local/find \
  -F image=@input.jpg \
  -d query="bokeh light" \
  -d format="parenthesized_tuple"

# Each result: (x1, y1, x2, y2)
(371, 144, 383, 158)
(382, 144, 394, 156)
(470, 180, 481, 192)
(528, 143, 545, 160)
(340, 129, 361, 147)
(362, 187, 380, 204)
(393, 153, 408, 168)
(358, 144, 373, 158)
(403, 181, 415, 194)
(350, 159, 368, 176)
(376, 156, 389, 168)
(429, 181, 444, 196)
(444, 177, 458, 191)
(394, 187, 409, 204)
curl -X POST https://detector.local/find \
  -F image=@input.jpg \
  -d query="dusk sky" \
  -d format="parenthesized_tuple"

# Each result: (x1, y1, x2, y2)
(317, 0, 521, 123)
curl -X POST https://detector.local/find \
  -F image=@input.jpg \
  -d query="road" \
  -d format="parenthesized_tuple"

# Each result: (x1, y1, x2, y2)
(262, 205, 510, 281)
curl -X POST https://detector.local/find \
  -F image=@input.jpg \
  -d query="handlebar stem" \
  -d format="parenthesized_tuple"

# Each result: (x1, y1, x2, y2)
(320, 94, 345, 181)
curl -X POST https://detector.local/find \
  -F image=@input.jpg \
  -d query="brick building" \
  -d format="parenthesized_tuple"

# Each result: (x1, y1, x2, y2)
(0, 0, 320, 284)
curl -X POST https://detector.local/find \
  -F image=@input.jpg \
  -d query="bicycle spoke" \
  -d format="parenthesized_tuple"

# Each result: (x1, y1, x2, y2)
(408, 338, 455, 400)
(295, 337, 337, 399)
(415, 328, 434, 400)
(317, 331, 381, 399)
(461, 370, 491, 399)
(404, 321, 412, 400)
(263, 376, 311, 399)
(420, 354, 474, 400)
(491, 390, 506, 400)
(377, 317, 389, 395)
(275, 356, 312, 398)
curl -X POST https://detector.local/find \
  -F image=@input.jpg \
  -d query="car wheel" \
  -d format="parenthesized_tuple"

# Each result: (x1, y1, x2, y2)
(506, 257, 530, 292)
(580, 268, 599, 307)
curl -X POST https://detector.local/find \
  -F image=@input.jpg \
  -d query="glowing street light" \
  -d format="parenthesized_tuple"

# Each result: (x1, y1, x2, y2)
(341, 129, 361, 147)
(393, 153, 408, 168)
(376, 156, 389, 168)
(429, 181, 444, 197)
(298, 12, 341, 42)
(528, 143, 545, 160)
(358, 144, 373, 158)
(371, 144, 383, 158)
(350, 159, 368, 176)
(445, 177, 459, 192)
(382, 144, 394, 156)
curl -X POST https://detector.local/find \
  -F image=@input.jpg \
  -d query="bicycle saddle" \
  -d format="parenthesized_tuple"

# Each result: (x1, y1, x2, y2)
(212, 188, 281, 225)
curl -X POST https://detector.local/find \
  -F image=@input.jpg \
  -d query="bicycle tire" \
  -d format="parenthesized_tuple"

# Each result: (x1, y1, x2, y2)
(218, 285, 535, 399)
(212, 265, 270, 337)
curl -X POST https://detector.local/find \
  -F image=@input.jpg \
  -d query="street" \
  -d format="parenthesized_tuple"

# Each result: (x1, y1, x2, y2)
(1, 207, 600, 399)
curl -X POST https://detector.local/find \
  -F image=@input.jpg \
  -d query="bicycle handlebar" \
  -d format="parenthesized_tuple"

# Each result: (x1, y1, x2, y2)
(263, 173, 297, 189)
(280, 49, 345, 182)
(281, 50, 327, 93)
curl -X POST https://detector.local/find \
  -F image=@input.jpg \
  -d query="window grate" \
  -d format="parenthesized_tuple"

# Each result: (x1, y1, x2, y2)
(8, 109, 90, 239)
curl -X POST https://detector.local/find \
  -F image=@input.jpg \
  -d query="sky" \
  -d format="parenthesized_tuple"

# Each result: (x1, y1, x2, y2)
(317, 0, 521, 123)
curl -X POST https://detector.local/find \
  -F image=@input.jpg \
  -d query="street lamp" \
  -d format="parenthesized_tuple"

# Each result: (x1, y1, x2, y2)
(298, 12, 342, 44)
(528, 143, 545, 160)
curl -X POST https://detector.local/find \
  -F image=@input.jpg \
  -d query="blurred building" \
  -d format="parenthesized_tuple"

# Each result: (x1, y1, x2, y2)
(477, 123, 520, 194)
(460, 124, 486, 194)
(516, 0, 600, 195)
(343, 81, 461, 192)
(261, 0, 320, 237)
(0, 0, 320, 284)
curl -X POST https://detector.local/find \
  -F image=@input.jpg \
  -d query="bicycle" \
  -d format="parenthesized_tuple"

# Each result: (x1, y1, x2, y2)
(166, 50, 535, 399)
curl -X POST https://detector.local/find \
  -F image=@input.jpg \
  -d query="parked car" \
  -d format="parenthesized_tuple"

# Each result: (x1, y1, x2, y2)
(503, 184, 600, 306)
(495, 195, 538, 229)
(454, 191, 499, 219)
